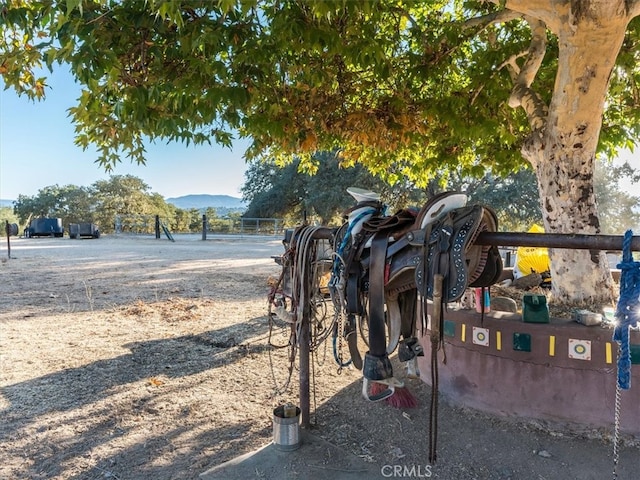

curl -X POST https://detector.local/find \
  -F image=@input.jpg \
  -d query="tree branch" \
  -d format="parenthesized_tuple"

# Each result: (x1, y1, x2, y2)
(472, 15, 547, 141)
(628, 0, 640, 18)
(508, 16, 546, 117)
(482, 0, 563, 32)
(466, 11, 548, 132)
(470, 51, 527, 104)
(462, 9, 522, 29)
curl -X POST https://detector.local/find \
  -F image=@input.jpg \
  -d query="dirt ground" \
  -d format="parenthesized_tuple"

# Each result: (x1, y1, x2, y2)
(1, 234, 638, 480)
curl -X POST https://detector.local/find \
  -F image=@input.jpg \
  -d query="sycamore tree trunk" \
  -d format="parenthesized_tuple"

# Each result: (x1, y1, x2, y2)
(508, 1, 636, 303)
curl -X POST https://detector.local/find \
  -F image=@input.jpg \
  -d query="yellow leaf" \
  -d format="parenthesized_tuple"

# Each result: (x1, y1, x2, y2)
(300, 132, 317, 151)
(35, 80, 45, 97)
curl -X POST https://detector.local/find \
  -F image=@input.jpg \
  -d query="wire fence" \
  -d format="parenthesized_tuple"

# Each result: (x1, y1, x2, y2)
(114, 214, 286, 236)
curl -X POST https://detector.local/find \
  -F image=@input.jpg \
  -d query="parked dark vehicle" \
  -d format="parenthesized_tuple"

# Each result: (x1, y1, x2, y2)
(25, 218, 64, 238)
(69, 223, 100, 239)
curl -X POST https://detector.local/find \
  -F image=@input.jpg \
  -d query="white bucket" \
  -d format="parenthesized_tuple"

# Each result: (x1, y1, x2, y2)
(272, 405, 301, 451)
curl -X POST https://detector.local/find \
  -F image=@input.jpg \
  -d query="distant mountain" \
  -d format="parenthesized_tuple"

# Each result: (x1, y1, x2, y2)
(0, 199, 15, 208)
(166, 194, 246, 211)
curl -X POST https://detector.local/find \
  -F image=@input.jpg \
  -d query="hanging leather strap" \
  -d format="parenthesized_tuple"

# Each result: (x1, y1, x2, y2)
(345, 233, 365, 315)
(368, 232, 389, 356)
(429, 273, 444, 464)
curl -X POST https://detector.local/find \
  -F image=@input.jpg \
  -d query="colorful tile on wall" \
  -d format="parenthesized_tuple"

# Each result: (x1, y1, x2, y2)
(568, 339, 591, 361)
(472, 327, 490, 347)
(630, 344, 640, 365)
(513, 333, 531, 352)
(443, 320, 456, 338)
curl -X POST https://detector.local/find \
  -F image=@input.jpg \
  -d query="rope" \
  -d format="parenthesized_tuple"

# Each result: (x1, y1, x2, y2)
(613, 381, 622, 479)
(291, 225, 336, 353)
(611, 229, 639, 479)
(613, 230, 640, 390)
(267, 225, 328, 395)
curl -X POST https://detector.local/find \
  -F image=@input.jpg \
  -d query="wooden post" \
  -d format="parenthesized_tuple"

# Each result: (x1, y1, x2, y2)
(5, 221, 10, 259)
(202, 214, 207, 240)
(155, 215, 160, 239)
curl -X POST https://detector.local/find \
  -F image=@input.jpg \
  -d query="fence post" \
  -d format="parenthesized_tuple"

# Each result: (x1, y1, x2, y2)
(155, 215, 160, 239)
(5, 221, 10, 259)
(202, 214, 207, 240)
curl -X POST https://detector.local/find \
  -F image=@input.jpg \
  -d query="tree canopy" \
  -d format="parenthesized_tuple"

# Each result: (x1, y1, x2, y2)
(243, 152, 640, 232)
(242, 151, 389, 224)
(2, 1, 638, 173)
(3, 0, 640, 302)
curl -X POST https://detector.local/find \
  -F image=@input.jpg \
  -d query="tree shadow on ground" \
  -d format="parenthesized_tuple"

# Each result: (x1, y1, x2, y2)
(0, 314, 279, 479)
(0, 316, 270, 428)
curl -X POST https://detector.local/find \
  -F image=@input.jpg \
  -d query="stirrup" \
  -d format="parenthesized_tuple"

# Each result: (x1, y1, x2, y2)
(362, 377, 404, 402)
(398, 337, 424, 362)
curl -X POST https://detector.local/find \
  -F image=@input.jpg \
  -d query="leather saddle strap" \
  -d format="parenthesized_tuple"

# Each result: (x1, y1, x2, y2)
(429, 273, 444, 464)
(345, 232, 365, 315)
(347, 262, 362, 315)
(368, 232, 389, 357)
(431, 216, 453, 301)
(417, 222, 434, 332)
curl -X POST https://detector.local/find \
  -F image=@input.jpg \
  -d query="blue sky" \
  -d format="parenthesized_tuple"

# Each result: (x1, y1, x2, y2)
(0, 67, 250, 201)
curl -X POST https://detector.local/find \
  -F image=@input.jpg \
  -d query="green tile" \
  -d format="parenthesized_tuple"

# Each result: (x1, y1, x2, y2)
(630, 344, 640, 365)
(443, 320, 456, 337)
(513, 333, 531, 352)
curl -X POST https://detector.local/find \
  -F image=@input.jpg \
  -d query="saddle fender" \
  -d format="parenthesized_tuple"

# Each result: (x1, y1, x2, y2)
(385, 296, 402, 354)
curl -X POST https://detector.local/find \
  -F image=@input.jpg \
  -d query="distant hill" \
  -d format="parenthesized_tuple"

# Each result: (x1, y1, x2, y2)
(0, 199, 14, 208)
(166, 194, 246, 211)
